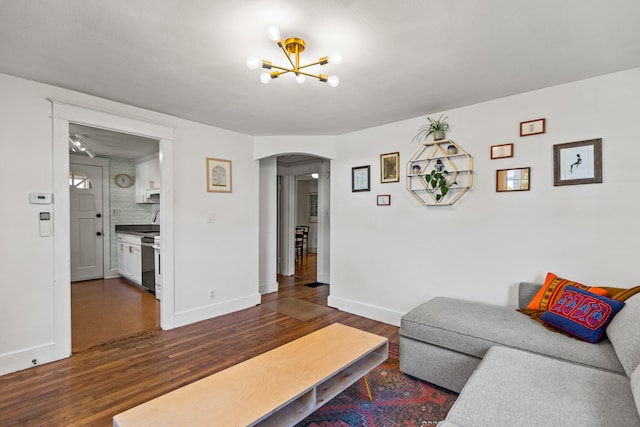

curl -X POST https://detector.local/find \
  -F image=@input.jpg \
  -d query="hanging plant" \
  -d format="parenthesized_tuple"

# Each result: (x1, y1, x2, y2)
(424, 161, 456, 202)
(412, 114, 450, 142)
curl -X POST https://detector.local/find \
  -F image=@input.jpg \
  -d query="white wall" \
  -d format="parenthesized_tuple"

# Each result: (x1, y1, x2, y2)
(0, 73, 259, 375)
(328, 68, 640, 326)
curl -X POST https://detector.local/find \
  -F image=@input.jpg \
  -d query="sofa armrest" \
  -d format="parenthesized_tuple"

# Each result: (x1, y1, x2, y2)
(518, 282, 542, 309)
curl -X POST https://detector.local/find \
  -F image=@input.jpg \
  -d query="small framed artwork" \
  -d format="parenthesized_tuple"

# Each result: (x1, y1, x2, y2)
(380, 152, 400, 183)
(496, 167, 530, 192)
(352, 165, 371, 192)
(520, 118, 546, 137)
(490, 143, 514, 159)
(206, 157, 232, 193)
(553, 138, 602, 186)
(308, 192, 318, 223)
(377, 194, 391, 206)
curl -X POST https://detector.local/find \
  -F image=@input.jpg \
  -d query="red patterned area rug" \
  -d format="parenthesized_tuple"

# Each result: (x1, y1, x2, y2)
(295, 349, 458, 427)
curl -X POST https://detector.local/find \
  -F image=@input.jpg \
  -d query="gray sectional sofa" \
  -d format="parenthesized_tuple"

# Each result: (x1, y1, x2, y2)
(399, 282, 640, 426)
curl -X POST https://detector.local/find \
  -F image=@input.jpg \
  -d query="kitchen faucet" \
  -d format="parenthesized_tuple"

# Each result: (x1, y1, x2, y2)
(152, 209, 160, 223)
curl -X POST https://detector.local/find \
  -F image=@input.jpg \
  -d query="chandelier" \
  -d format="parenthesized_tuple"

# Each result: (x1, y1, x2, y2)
(246, 26, 341, 87)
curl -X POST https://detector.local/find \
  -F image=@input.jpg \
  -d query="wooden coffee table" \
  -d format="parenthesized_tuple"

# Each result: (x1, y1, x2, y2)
(113, 323, 388, 427)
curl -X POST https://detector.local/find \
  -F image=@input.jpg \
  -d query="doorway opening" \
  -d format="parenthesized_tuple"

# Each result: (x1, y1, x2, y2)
(275, 154, 330, 289)
(68, 124, 161, 352)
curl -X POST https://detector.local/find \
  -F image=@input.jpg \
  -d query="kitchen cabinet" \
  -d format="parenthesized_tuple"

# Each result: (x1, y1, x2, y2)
(135, 154, 160, 204)
(117, 233, 142, 285)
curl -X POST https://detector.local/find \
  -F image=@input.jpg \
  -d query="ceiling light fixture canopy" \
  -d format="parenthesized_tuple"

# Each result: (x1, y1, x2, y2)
(247, 26, 340, 87)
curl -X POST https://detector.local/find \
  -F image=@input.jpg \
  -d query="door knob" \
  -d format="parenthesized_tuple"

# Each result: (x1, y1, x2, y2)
(96, 213, 102, 218)
(96, 232, 102, 236)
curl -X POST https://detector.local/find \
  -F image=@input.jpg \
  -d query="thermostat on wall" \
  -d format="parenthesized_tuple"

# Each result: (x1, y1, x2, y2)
(30, 193, 53, 204)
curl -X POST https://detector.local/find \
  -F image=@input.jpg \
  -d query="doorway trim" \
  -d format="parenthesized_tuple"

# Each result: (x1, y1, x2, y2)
(50, 99, 176, 359)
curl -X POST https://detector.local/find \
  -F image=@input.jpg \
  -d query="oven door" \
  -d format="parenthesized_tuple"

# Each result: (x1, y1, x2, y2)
(140, 238, 156, 295)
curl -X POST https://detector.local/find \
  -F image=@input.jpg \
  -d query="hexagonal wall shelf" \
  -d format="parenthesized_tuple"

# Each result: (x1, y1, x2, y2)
(406, 139, 473, 206)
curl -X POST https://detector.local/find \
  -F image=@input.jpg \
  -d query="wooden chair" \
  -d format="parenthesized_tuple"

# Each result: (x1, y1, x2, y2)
(295, 226, 310, 256)
(295, 228, 305, 263)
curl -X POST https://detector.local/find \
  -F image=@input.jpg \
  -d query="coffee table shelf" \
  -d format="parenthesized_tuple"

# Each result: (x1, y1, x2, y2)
(114, 323, 388, 427)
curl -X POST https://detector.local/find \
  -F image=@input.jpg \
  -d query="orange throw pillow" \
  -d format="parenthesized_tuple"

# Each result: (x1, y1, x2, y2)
(527, 272, 607, 311)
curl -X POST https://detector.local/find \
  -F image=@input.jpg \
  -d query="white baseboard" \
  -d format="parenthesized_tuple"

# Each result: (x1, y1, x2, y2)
(259, 281, 278, 294)
(0, 342, 66, 376)
(327, 295, 404, 327)
(173, 294, 261, 328)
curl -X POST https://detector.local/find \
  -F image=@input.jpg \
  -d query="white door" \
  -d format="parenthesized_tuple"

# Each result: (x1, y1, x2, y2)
(70, 163, 104, 281)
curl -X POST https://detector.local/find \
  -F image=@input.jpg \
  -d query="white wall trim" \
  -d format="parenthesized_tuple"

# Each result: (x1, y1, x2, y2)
(49, 99, 174, 140)
(0, 342, 56, 376)
(327, 295, 404, 327)
(49, 100, 176, 368)
(279, 175, 296, 276)
(173, 294, 261, 328)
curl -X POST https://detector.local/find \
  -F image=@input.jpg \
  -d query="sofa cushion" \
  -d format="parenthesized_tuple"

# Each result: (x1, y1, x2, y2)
(443, 346, 640, 427)
(540, 286, 625, 343)
(401, 297, 624, 374)
(632, 365, 640, 421)
(607, 293, 640, 377)
(526, 272, 606, 311)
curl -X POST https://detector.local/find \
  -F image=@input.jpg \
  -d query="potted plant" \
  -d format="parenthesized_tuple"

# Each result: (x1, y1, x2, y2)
(424, 160, 455, 202)
(412, 114, 450, 142)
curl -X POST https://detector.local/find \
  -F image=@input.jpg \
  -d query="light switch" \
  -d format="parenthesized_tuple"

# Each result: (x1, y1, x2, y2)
(207, 212, 216, 223)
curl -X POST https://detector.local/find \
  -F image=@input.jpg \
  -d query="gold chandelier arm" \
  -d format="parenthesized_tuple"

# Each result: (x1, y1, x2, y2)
(296, 60, 327, 70)
(268, 64, 295, 73)
(295, 70, 330, 82)
(277, 42, 296, 69)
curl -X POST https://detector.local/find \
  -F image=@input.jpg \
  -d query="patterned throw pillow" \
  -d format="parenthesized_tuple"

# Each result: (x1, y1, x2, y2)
(540, 286, 626, 343)
(526, 272, 607, 311)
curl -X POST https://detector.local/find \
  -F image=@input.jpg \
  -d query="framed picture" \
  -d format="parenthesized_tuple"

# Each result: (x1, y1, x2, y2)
(308, 192, 318, 223)
(206, 157, 232, 192)
(380, 152, 400, 183)
(553, 138, 602, 186)
(377, 194, 391, 206)
(496, 167, 530, 192)
(490, 143, 514, 159)
(520, 118, 546, 137)
(352, 165, 370, 192)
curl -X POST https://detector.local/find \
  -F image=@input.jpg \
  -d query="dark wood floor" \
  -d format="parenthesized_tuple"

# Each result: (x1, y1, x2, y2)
(0, 254, 399, 426)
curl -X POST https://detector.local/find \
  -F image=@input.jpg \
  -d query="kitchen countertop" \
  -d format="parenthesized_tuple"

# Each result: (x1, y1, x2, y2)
(115, 224, 160, 237)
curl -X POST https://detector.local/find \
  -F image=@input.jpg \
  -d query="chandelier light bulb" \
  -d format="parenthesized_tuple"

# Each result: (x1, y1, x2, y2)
(246, 56, 260, 70)
(260, 72, 271, 84)
(330, 53, 343, 64)
(328, 75, 340, 87)
(267, 26, 281, 42)
(296, 74, 305, 84)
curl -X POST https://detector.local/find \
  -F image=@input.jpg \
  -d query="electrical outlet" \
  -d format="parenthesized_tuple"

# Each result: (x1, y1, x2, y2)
(208, 290, 215, 300)
(207, 212, 216, 223)
(112, 209, 120, 216)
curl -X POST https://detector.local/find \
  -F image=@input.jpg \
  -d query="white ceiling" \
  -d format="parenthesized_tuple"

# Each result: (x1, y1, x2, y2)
(1, 1, 640, 137)
(69, 124, 159, 159)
